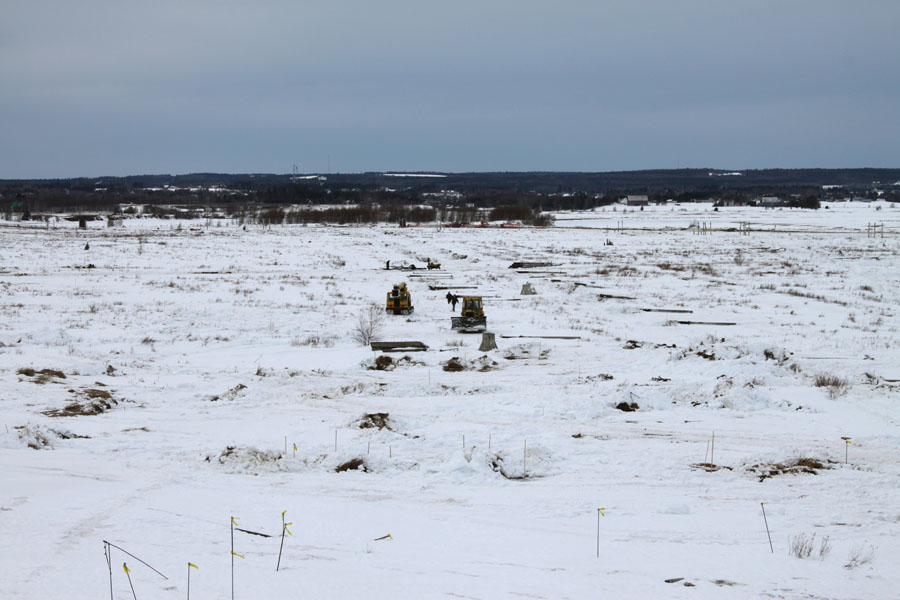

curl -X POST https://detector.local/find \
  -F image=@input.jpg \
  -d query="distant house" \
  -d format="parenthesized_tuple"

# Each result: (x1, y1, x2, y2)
(759, 196, 783, 207)
(715, 198, 756, 207)
(626, 195, 649, 206)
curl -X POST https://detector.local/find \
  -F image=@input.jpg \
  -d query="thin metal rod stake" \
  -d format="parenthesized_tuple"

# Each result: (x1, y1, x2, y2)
(761, 502, 774, 553)
(124, 563, 138, 600)
(105, 541, 113, 600)
(276, 512, 286, 572)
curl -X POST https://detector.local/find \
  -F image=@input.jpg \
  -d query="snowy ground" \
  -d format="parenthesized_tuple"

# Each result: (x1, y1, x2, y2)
(1, 202, 898, 599)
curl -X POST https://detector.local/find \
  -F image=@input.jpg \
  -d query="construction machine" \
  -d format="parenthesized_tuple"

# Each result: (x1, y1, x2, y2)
(451, 296, 487, 332)
(385, 282, 414, 315)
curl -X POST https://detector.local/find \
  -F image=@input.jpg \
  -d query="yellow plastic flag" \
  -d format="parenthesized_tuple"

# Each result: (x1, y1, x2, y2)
(231, 517, 239, 525)
(598, 507, 606, 517)
(293, 443, 298, 452)
(284, 522, 293, 536)
(232, 551, 245, 559)
(189, 563, 199, 570)
(122, 563, 130, 573)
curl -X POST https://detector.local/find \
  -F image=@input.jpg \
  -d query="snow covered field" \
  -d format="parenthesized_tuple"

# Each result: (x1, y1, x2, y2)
(1, 202, 898, 599)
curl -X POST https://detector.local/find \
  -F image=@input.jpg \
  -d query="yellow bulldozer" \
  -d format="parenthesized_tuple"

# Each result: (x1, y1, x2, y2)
(385, 282, 414, 315)
(451, 296, 487, 332)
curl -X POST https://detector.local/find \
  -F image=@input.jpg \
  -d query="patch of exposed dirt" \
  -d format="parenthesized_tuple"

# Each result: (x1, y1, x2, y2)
(17, 367, 67, 384)
(690, 463, 733, 472)
(335, 458, 367, 473)
(615, 401, 639, 412)
(372, 355, 394, 370)
(43, 388, 119, 417)
(369, 355, 423, 371)
(624, 340, 642, 349)
(357, 412, 392, 430)
(442, 355, 498, 372)
(443, 357, 465, 372)
(748, 457, 835, 481)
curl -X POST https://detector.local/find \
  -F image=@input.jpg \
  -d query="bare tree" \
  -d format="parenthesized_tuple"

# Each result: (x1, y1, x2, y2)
(352, 303, 386, 346)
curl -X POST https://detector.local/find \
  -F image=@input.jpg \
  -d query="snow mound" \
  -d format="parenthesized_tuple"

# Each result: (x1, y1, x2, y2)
(205, 446, 289, 474)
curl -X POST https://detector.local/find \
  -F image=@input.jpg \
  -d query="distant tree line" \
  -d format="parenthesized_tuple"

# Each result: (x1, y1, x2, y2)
(3, 169, 898, 221)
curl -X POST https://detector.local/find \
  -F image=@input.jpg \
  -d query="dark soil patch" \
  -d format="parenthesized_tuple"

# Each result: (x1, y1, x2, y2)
(748, 457, 834, 481)
(369, 355, 422, 371)
(624, 340, 642, 349)
(357, 412, 391, 430)
(615, 401, 639, 412)
(696, 349, 716, 360)
(335, 458, 367, 473)
(83, 388, 112, 400)
(443, 357, 465, 372)
(373, 355, 394, 370)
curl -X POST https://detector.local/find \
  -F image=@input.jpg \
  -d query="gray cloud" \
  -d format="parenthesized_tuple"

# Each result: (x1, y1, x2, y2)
(2, 0, 898, 177)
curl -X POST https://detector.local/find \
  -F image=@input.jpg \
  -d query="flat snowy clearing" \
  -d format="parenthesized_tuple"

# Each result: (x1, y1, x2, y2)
(1, 203, 898, 599)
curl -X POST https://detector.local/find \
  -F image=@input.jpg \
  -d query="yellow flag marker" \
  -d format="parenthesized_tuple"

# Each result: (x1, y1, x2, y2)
(293, 443, 297, 452)
(373, 533, 393, 541)
(598, 507, 606, 517)
(232, 551, 245, 559)
(231, 517, 239, 526)
(122, 563, 131, 573)
(189, 563, 199, 570)
(284, 522, 293, 536)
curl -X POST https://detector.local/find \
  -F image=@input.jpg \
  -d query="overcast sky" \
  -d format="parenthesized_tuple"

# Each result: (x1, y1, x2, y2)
(2, 1, 898, 178)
